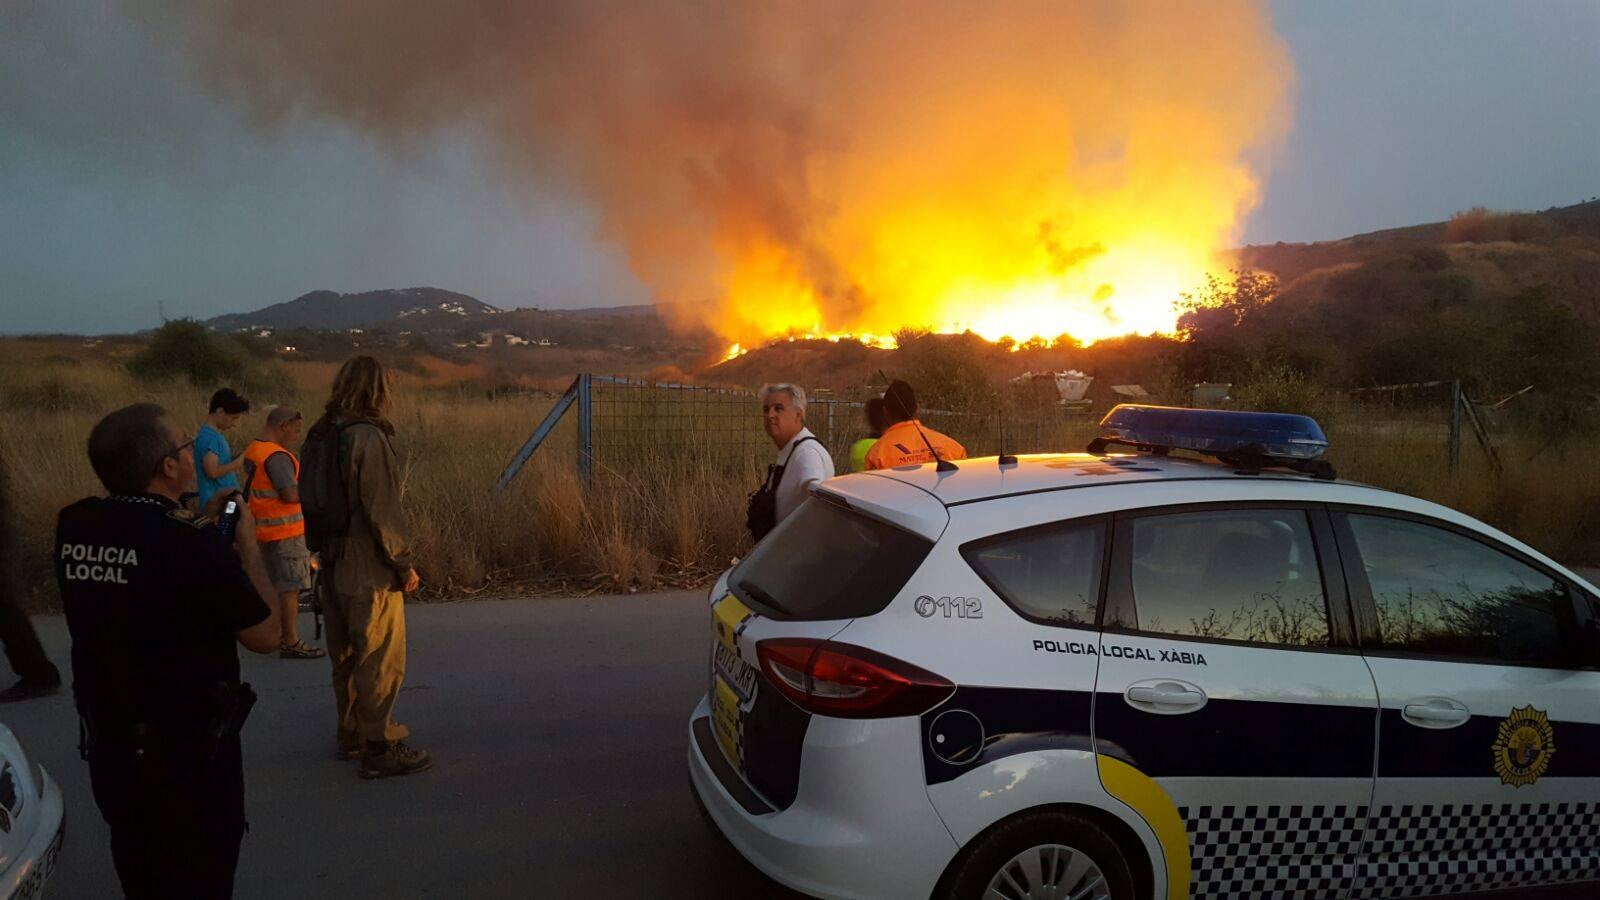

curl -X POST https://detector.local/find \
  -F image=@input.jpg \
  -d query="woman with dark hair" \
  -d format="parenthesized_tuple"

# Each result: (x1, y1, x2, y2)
(849, 397, 889, 473)
(313, 356, 432, 779)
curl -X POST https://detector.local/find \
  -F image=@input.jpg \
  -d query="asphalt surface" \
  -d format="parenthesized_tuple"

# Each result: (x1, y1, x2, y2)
(6, 586, 1596, 899)
(8, 590, 802, 899)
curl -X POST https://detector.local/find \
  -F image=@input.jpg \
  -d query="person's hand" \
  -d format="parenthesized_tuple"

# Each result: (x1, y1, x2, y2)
(400, 568, 421, 593)
(202, 489, 235, 519)
(231, 497, 258, 550)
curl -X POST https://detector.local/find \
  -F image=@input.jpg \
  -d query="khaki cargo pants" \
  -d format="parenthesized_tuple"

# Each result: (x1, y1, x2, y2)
(325, 563, 409, 747)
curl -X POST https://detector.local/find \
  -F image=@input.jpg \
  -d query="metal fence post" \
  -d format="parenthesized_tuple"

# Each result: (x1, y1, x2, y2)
(577, 372, 593, 486)
(495, 375, 583, 492)
(1448, 380, 1462, 475)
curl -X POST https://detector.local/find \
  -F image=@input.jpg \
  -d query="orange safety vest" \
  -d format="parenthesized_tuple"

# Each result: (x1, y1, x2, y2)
(864, 420, 968, 470)
(242, 440, 305, 543)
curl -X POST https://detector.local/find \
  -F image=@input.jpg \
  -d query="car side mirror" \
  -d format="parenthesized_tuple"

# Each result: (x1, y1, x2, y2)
(1585, 619, 1600, 666)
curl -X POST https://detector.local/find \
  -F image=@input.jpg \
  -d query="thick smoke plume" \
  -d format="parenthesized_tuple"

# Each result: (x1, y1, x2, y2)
(147, 1, 1294, 347)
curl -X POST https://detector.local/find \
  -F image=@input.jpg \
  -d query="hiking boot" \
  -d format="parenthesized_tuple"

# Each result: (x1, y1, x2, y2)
(359, 741, 433, 779)
(0, 678, 61, 703)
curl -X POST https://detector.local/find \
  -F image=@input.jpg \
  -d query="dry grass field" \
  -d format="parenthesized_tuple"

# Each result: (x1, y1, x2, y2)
(4, 337, 1599, 608)
(0, 342, 751, 606)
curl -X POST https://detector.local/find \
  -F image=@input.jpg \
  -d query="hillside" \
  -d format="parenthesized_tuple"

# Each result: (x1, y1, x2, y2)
(206, 287, 500, 332)
(188, 199, 1600, 399)
(705, 199, 1600, 400)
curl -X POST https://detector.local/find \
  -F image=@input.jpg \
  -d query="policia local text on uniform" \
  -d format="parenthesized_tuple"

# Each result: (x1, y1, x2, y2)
(56, 403, 280, 899)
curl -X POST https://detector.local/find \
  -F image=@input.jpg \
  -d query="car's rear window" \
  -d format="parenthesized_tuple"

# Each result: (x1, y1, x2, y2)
(730, 496, 933, 620)
(962, 518, 1107, 626)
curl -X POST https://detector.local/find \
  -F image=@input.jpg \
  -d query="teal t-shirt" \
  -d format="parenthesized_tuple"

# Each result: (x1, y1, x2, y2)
(195, 424, 239, 507)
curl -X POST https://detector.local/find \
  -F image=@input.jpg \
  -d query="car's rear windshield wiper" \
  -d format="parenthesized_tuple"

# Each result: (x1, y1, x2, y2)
(735, 580, 786, 616)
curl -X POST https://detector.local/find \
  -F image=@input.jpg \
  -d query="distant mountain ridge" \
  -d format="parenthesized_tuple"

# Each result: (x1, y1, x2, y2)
(206, 287, 501, 332)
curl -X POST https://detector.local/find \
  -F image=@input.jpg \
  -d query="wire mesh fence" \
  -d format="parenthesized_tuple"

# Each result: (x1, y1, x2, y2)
(498, 373, 1505, 494)
(586, 374, 1105, 477)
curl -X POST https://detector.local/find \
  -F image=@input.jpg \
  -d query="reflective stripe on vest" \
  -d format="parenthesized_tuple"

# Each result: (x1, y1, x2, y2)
(242, 440, 305, 542)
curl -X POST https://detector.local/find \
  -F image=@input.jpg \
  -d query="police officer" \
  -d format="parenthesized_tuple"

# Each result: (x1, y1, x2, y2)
(56, 403, 279, 899)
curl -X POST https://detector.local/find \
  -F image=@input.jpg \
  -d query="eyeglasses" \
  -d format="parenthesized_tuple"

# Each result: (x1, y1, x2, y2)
(154, 435, 193, 476)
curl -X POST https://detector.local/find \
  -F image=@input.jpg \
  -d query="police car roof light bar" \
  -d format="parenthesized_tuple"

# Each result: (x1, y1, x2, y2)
(1087, 403, 1337, 480)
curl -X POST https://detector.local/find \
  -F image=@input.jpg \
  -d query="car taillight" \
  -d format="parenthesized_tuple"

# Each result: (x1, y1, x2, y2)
(756, 638, 955, 719)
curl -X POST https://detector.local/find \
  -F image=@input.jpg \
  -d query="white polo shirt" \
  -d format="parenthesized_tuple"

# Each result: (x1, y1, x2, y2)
(773, 427, 835, 524)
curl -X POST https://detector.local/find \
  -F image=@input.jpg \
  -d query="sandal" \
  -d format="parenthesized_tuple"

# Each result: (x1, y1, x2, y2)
(280, 640, 327, 659)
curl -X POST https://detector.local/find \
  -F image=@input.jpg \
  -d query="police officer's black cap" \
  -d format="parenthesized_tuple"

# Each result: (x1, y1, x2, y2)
(209, 388, 250, 415)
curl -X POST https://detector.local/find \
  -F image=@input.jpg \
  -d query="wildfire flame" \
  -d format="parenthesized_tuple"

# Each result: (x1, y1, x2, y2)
(685, 4, 1294, 357)
(164, 1, 1294, 356)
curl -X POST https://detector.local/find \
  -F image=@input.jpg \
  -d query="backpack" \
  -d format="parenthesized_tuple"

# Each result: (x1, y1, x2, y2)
(745, 436, 816, 542)
(298, 419, 354, 553)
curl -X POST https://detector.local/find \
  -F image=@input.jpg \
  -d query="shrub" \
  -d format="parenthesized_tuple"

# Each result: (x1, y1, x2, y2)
(127, 319, 247, 385)
(1407, 245, 1452, 272)
(1423, 270, 1474, 309)
(891, 332, 997, 412)
(1445, 207, 1555, 244)
(1232, 363, 1339, 428)
(127, 319, 294, 397)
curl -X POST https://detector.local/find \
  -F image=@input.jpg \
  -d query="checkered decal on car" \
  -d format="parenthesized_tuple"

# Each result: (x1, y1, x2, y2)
(1348, 802, 1600, 898)
(1180, 803, 1366, 899)
(1179, 802, 1600, 899)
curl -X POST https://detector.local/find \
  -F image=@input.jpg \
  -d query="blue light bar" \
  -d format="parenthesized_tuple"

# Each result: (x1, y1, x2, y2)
(1095, 404, 1329, 461)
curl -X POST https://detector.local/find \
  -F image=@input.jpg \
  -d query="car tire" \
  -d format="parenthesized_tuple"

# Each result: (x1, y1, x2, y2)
(935, 809, 1136, 900)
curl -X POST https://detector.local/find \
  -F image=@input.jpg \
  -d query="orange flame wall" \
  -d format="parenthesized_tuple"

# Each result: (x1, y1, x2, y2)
(161, 0, 1293, 348)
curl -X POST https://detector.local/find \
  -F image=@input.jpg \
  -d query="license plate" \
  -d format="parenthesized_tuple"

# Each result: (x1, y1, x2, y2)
(710, 594, 758, 768)
(11, 821, 63, 900)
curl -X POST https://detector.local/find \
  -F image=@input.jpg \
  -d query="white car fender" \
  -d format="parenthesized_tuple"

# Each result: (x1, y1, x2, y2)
(926, 748, 1172, 900)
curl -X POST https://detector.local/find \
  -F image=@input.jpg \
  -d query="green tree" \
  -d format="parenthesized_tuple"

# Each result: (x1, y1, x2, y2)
(1175, 269, 1277, 342)
(1171, 269, 1279, 383)
(127, 319, 246, 385)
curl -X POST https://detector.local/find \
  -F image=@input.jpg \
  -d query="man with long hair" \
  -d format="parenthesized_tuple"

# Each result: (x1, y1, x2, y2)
(311, 356, 431, 778)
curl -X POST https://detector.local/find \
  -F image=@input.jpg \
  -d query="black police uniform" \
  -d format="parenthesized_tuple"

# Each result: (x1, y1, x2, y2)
(55, 493, 269, 899)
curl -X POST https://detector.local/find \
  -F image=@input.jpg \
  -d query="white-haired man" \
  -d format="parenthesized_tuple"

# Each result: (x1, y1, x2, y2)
(746, 383, 834, 541)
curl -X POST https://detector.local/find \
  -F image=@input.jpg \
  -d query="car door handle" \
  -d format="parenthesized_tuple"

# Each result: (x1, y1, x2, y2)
(1125, 680, 1207, 714)
(1402, 699, 1471, 729)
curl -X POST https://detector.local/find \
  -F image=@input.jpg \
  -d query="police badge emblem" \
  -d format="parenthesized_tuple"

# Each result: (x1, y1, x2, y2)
(1491, 705, 1556, 787)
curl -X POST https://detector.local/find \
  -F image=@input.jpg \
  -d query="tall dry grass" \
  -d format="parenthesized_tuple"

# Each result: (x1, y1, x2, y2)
(1, 356, 756, 607)
(4, 350, 1600, 609)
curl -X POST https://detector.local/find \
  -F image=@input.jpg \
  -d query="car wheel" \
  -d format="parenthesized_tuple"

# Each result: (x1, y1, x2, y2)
(936, 809, 1135, 900)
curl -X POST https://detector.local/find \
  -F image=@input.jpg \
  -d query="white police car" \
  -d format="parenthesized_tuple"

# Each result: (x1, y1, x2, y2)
(687, 405, 1600, 900)
(0, 723, 64, 899)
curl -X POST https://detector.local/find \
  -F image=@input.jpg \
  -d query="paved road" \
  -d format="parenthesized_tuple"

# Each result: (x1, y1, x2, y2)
(9, 590, 801, 898)
(6, 588, 1595, 899)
